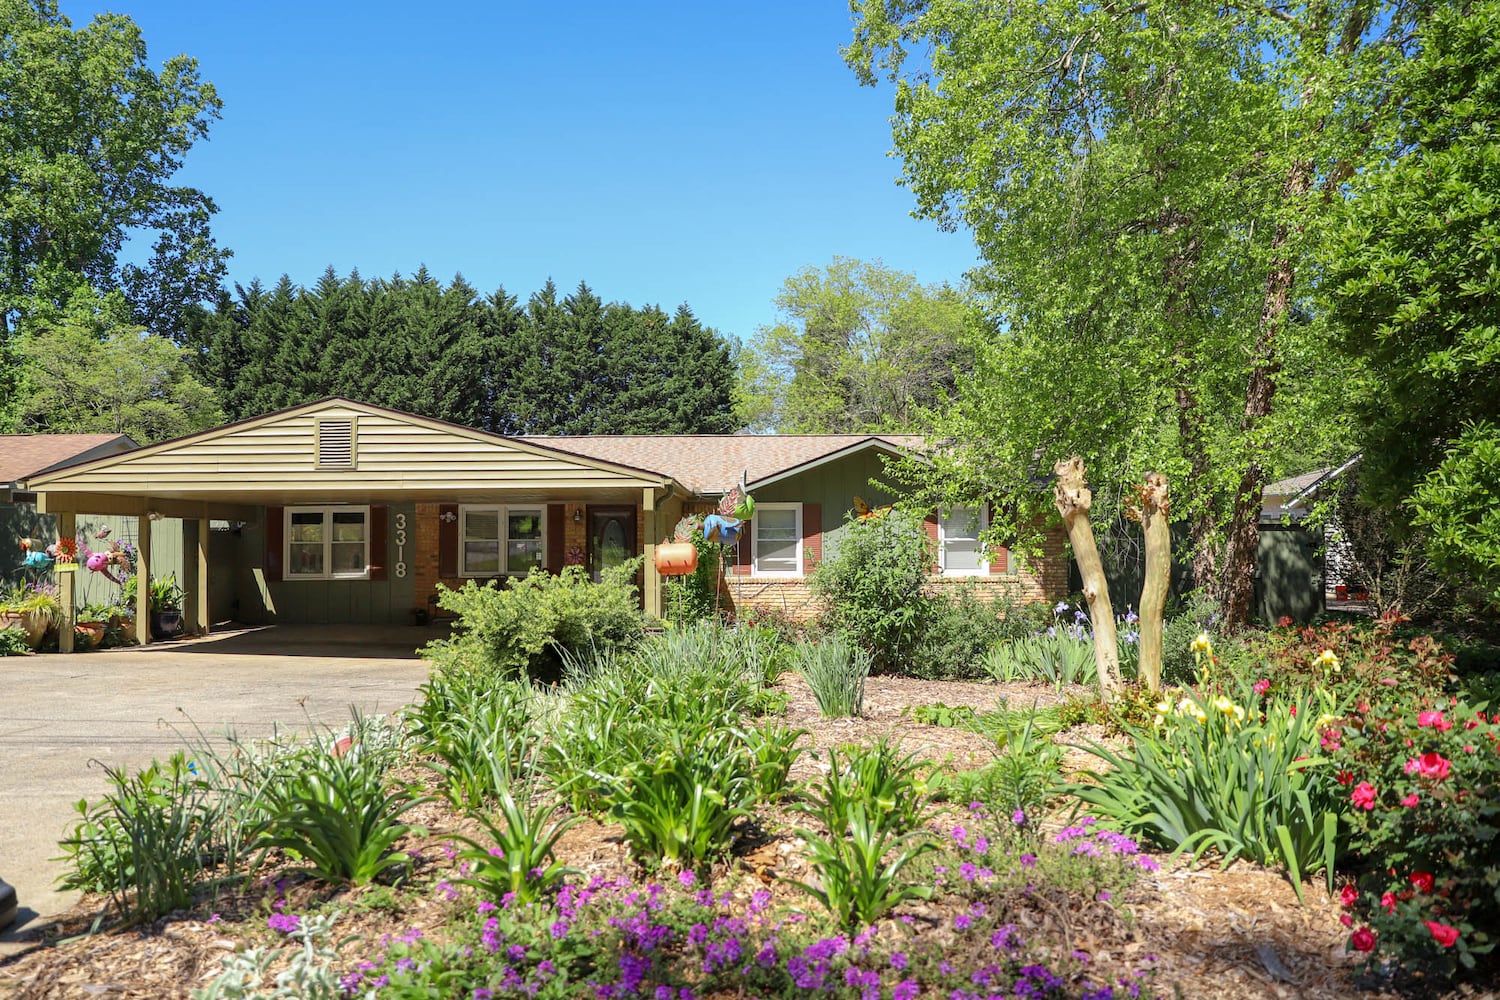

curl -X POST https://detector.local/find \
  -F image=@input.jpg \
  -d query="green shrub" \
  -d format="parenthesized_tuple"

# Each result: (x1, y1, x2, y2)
(425, 564, 645, 682)
(1067, 681, 1345, 900)
(1332, 696, 1499, 978)
(908, 584, 1013, 680)
(0, 626, 27, 656)
(1240, 615, 1454, 710)
(1160, 591, 1221, 685)
(795, 636, 870, 718)
(809, 509, 937, 673)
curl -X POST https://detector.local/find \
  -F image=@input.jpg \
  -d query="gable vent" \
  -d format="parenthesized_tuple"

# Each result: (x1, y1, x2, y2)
(317, 418, 356, 468)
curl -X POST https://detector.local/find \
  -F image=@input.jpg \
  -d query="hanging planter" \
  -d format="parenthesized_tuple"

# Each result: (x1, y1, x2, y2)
(654, 542, 699, 576)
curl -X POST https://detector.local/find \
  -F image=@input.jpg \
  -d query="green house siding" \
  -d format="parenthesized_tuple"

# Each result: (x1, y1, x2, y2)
(235, 503, 414, 625)
(751, 451, 899, 564)
(0, 503, 187, 606)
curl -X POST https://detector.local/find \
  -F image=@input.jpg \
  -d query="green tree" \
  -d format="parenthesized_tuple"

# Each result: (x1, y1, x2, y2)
(18, 287, 221, 442)
(738, 257, 972, 433)
(846, 1, 1416, 628)
(0, 0, 227, 359)
(1324, 0, 1500, 605)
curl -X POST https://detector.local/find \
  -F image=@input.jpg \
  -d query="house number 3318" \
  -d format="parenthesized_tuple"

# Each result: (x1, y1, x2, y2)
(394, 513, 408, 578)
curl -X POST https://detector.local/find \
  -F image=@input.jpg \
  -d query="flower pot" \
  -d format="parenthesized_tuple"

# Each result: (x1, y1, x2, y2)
(150, 610, 183, 640)
(109, 613, 138, 645)
(75, 621, 105, 651)
(2, 610, 52, 649)
(654, 542, 699, 576)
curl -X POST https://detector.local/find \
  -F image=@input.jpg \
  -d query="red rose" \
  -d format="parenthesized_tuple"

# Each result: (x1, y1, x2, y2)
(1339, 913, 1353, 927)
(1400, 793, 1420, 808)
(1416, 752, 1452, 779)
(1340, 884, 1359, 907)
(1409, 872, 1434, 894)
(1380, 892, 1397, 914)
(1425, 921, 1460, 948)
(1336, 770, 1355, 785)
(1351, 927, 1377, 953)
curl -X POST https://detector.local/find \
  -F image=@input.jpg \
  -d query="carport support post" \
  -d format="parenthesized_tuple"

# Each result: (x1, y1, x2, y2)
(642, 488, 661, 619)
(58, 511, 75, 654)
(136, 511, 151, 645)
(197, 505, 210, 635)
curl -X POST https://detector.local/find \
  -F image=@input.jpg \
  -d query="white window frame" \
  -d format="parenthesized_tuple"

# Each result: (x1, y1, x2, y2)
(938, 506, 989, 577)
(284, 505, 371, 580)
(458, 504, 547, 578)
(752, 503, 803, 578)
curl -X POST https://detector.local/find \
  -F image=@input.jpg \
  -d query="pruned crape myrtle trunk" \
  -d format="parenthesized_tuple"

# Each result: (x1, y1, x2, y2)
(1128, 473, 1171, 694)
(1053, 457, 1122, 697)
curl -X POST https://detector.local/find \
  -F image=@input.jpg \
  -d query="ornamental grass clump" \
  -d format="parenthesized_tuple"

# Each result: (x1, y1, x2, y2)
(796, 636, 870, 718)
(1330, 695, 1500, 979)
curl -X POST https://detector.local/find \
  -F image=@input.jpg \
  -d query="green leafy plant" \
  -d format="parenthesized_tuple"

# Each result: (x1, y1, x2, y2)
(795, 636, 870, 718)
(798, 740, 928, 839)
(903, 702, 978, 728)
(663, 517, 728, 626)
(148, 574, 184, 613)
(0, 626, 27, 656)
(255, 724, 427, 885)
(56, 752, 214, 923)
(1066, 683, 1344, 900)
(742, 722, 807, 803)
(787, 802, 934, 931)
(193, 909, 348, 1000)
(406, 675, 537, 810)
(603, 727, 755, 868)
(457, 784, 581, 904)
(982, 633, 1097, 688)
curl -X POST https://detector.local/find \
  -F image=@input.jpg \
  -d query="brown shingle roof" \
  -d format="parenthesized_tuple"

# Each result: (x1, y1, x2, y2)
(1264, 468, 1332, 497)
(0, 434, 135, 486)
(519, 434, 923, 496)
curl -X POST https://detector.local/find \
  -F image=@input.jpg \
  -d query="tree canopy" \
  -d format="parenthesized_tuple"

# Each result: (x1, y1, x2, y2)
(17, 287, 221, 442)
(846, 0, 1420, 627)
(736, 257, 973, 433)
(185, 269, 739, 436)
(1324, 0, 1500, 605)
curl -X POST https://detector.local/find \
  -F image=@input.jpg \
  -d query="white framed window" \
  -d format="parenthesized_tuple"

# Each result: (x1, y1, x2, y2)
(938, 506, 988, 576)
(752, 503, 802, 577)
(285, 506, 370, 580)
(459, 505, 546, 577)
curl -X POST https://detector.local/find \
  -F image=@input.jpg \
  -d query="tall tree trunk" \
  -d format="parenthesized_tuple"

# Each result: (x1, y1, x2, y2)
(1220, 158, 1312, 629)
(1130, 472, 1171, 693)
(1054, 456, 1123, 697)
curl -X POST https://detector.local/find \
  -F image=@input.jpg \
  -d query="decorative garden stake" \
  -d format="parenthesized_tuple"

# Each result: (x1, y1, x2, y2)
(1053, 456, 1122, 696)
(1127, 472, 1171, 693)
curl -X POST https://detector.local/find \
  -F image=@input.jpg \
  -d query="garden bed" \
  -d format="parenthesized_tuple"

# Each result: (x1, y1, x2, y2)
(0, 672, 1417, 1000)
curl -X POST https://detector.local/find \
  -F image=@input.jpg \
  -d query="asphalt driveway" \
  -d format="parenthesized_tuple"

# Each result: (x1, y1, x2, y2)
(0, 625, 436, 948)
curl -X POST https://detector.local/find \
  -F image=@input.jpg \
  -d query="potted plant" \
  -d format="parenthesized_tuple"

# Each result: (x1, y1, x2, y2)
(148, 574, 184, 640)
(75, 602, 111, 651)
(0, 582, 62, 650)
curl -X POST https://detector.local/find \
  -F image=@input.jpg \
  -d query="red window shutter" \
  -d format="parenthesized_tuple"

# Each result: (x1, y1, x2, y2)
(369, 505, 388, 580)
(732, 521, 752, 575)
(546, 504, 565, 573)
(438, 503, 459, 577)
(987, 503, 1007, 574)
(265, 506, 284, 582)
(802, 503, 821, 574)
(923, 513, 940, 574)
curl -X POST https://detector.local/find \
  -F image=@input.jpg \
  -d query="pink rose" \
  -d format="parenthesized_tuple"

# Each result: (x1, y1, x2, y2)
(1409, 752, 1452, 780)
(1351, 927, 1377, 953)
(1253, 679, 1270, 695)
(1380, 892, 1396, 914)
(1425, 921, 1460, 948)
(1400, 793, 1420, 808)
(1350, 782, 1378, 810)
(1340, 884, 1359, 907)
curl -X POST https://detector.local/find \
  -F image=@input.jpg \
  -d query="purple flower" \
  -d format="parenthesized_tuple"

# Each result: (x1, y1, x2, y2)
(954, 914, 973, 930)
(890, 951, 908, 970)
(266, 912, 299, 934)
(1097, 890, 1112, 901)
(1012, 808, 1027, 827)
(892, 980, 920, 1000)
(550, 919, 570, 939)
(678, 870, 696, 888)
(1020, 853, 1037, 869)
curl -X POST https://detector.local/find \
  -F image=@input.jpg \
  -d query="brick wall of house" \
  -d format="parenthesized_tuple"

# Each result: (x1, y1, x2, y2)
(725, 524, 1070, 623)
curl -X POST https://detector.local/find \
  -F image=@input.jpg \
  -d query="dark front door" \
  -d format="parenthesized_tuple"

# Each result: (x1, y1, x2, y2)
(588, 507, 637, 583)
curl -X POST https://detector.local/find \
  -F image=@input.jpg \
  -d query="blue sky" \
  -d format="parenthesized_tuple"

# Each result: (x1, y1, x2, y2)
(77, 1, 980, 343)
